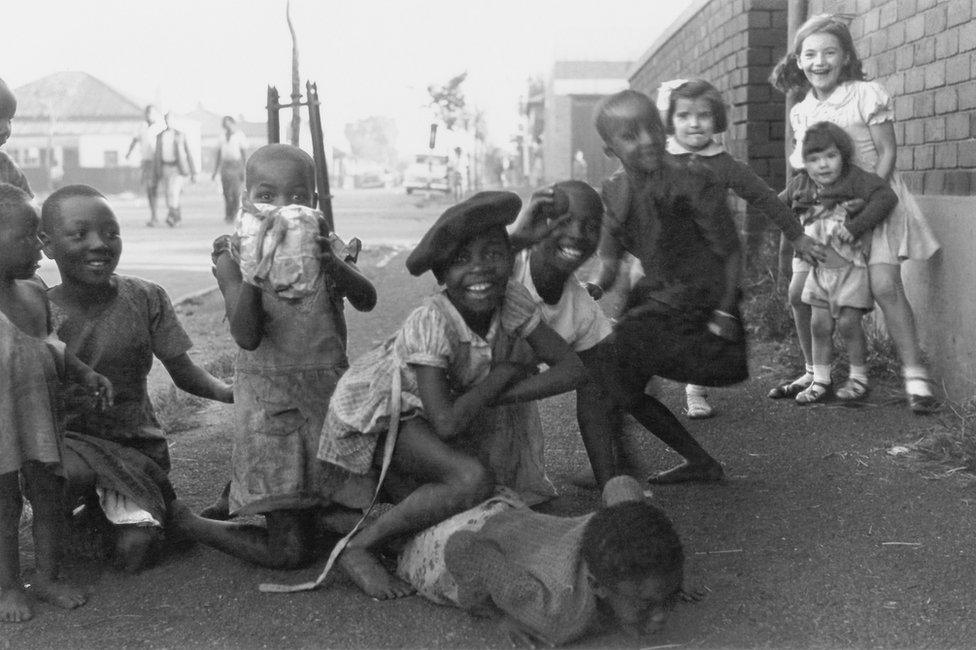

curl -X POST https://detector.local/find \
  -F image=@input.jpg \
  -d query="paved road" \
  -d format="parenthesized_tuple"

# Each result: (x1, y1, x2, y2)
(36, 180, 453, 300)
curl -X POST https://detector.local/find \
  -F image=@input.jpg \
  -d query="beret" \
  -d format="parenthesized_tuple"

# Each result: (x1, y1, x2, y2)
(406, 191, 521, 276)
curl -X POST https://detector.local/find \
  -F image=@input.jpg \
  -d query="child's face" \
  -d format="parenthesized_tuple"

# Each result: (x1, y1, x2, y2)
(0, 204, 42, 280)
(603, 103, 666, 174)
(672, 97, 716, 151)
(596, 568, 682, 638)
(803, 144, 844, 186)
(443, 227, 513, 320)
(247, 158, 315, 208)
(797, 32, 849, 97)
(538, 196, 601, 274)
(42, 196, 122, 286)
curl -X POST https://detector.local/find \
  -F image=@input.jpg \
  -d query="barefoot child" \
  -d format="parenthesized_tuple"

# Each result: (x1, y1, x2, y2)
(171, 144, 377, 569)
(0, 183, 111, 621)
(316, 191, 586, 599)
(396, 476, 689, 646)
(0, 78, 32, 195)
(40, 184, 233, 573)
(509, 181, 722, 486)
(783, 122, 897, 404)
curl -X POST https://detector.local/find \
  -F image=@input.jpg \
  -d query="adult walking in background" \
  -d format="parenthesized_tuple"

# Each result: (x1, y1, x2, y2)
(153, 112, 196, 227)
(211, 116, 247, 223)
(126, 105, 164, 226)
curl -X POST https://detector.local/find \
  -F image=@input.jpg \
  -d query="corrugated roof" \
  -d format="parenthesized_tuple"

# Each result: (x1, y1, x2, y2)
(13, 71, 144, 120)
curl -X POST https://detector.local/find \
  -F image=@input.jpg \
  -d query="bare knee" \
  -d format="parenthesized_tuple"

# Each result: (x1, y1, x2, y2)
(869, 265, 903, 306)
(809, 309, 834, 339)
(449, 460, 492, 510)
(836, 310, 864, 339)
(788, 273, 808, 308)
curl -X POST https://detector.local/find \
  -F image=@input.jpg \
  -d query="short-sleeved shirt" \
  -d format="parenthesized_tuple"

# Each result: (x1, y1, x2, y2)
(219, 130, 248, 163)
(134, 121, 165, 162)
(0, 151, 32, 196)
(511, 250, 611, 353)
(49, 276, 192, 470)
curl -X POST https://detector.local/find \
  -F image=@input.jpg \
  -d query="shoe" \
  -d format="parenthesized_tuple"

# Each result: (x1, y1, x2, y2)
(908, 392, 939, 415)
(165, 213, 176, 227)
(768, 376, 812, 399)
(146, 219, 158, 227)
(795, 381, 831, 405)
(836, 377, 869, 401)
(685, 393, 715, 419)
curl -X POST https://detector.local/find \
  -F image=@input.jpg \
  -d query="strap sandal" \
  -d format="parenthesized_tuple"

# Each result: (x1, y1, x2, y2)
(686, 393, 715, 419)
(836, 377, 870, 401)
(768, 378, 810, 399)
(795, 381, 831, 405)
(905, 377, 939, 414)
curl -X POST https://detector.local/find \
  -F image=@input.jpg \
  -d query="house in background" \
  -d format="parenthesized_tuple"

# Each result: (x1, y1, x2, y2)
(10, 71, 202, 195)
(186, 105, 266, 176)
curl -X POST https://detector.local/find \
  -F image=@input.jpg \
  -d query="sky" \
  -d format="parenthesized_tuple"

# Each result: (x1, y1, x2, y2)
(3, 0, 696, 153)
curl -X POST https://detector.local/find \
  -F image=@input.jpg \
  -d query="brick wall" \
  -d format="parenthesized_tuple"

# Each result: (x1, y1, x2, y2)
(810, 0, 976, 195)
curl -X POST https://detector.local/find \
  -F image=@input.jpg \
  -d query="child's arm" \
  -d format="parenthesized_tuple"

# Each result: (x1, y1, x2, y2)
(62, 352, 114, 410)
(491, 322, 586, 405)
(212, 238, 265, 350)
(868, 121, 897, 181)
(161, 353, 233, 403)
(587, 212, 625, 299)
(211, 146, 223, 181)
(316, 235, 377, 312)
(836, 170, 899, 242)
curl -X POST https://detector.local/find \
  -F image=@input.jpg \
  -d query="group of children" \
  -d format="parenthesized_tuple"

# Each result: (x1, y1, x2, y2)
(0, 13, 943, 644)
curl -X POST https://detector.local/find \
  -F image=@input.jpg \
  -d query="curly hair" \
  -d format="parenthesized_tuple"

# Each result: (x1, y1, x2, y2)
(0, 183, 33, 226)
(581, 500, 684, 586)
(665, 79, 728, 134)
(593, 90, 665, 144)
(551, 179, 602, 219)
(801, 121, 855, 171)
(40, 184, 106, 233)
(769, 14, 865, 100)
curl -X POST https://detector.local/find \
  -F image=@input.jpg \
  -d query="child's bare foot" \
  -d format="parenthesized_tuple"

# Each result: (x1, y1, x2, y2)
(338, 547, 415, 600)
(0, 587, 33, 622)
(199, 482, 232, 521)
(647, 461, 724, 484)
(115, 525, 159, 573)
(28, 578, 86, 610)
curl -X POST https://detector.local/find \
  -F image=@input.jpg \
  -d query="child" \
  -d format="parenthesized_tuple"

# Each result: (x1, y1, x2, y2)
(770, 14, 941, 413)
(170, 144, 376, 569)
(509, 180, 723, 486)
(0, 183, 110, 621)
(0, 77, 32, 195)
(40, 184, 233, 573)
(657, 78, 827, 418)
(783, 122, 898, 404)
(396, 476, 688, 646)
(587, 90, 745, 479)
(314, 191, 585, 600)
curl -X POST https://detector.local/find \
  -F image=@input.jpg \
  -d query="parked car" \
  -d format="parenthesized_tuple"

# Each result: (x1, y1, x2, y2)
(354, 171, 385, 189)
(404, 154, 450, 194)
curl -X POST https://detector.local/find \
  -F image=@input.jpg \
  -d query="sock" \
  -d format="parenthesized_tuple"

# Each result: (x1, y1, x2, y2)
(849, 365, 868, 384)
(812, 364, 831, 385)
(791, 365, 815, 387)
(903, 365, 932, 396)
(686, 384, 707, 397)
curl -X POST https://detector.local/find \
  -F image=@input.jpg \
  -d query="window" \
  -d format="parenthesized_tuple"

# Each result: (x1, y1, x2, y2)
(104, 151, 119, 167)
(21, 148, 40, 168)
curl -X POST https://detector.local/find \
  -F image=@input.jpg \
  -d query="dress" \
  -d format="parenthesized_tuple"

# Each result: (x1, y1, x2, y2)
(318, 280, 556, 506)
(601, 163, 747, 386)
(0, 308, 62, 475)
(0, 150, 32, 196)
(230, 272, 348, 516)
(789, 80, 939, 263)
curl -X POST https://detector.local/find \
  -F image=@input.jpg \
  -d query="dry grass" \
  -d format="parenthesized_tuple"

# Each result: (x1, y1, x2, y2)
(899, 399, 976, 478)
(152, 385, 206, 434)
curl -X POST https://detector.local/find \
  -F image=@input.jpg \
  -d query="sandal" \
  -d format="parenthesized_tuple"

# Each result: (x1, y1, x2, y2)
(686, 393, 715, 419)
(768, 377, 811, 399)
(795, 381, 831, 405)
(836, 377, 869, 401)
(905, 376, 939, 415)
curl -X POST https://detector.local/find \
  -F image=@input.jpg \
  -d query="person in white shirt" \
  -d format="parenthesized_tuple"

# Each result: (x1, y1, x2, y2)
(211, 116, 248, 223)
(125, 105, 164, 226)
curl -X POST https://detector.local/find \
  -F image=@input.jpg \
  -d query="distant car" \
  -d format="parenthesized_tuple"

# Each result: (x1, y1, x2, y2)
(354, 172, 385, 189)
(404, 154, 450, 194)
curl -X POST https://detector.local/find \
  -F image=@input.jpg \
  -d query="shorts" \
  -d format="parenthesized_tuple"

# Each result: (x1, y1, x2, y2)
(801, 264, 872, 318)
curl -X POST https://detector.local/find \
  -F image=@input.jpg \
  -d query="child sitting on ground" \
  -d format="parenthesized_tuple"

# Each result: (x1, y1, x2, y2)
(782, 122, 897, 404)
(171, 143, 377, 569)
(0, 78, 31, 195)
(0, 183, 112, 621)
(509, 180, 722, 486)
(41, 184, 233, 573)
(396, 475, 690, 646)
(312, 191, 586, 600)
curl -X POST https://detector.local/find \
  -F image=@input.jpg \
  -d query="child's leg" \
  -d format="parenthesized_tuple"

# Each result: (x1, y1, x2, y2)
(796, 306, 833, 404)
(19, 462, 86, 611)
(769, 271, 814, 397)
(576, 346, 627, 487)
(198, 481, 232, 521)
(684, 384, 714, 419)
(836, 307, 870, 400)
(340, 418, 493, 600)
(0, 471, 32, 622)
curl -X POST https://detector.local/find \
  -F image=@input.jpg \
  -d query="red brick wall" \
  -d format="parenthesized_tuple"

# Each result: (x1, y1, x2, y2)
(810, 0, 976, 195)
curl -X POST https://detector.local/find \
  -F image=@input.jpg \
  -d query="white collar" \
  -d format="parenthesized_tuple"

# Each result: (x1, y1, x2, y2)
(666, 136, 725, 157)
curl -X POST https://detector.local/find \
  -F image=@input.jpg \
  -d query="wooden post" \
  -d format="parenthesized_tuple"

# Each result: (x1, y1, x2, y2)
(266, 86, 280, 144)
(306, 81, 334, 233)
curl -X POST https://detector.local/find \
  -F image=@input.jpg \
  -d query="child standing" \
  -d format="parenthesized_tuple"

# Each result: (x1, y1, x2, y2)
(785, 122, 898, 403)
(171, 144, 376, 569)
(657, 79, 827, 418)
(315, 191, 585, 600)
(0, 183, 110, 621)
(41, 184, 232, 573)
(509, 181, 723, 486)
(770, 14, 941, 413)
(0, 78, 32, 195)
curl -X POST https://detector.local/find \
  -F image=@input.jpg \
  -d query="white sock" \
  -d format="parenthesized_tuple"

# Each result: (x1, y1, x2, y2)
(791, 365, 815, 386)
(686, 384, 707, 397)
(903, 365, 932, 396)
(849, 366, 868, 384)
(812, 364, 831, 385)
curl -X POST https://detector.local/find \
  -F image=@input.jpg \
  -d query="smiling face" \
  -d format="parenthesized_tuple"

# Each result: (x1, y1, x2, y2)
(602, 100, 666, 175)
(442, 227, 513, 325)
(246, 155, 315, 208)
(0, 203, 42, 281)
(803, 144, 844, 186)
(42, 195, 122, 287)
(671, 96, 716, 152)
(797, 32, 850, 99)
(537, 191, 602, 274)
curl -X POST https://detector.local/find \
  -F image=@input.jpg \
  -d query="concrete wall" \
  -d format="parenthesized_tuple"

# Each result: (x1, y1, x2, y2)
(544, 92, 573, 183)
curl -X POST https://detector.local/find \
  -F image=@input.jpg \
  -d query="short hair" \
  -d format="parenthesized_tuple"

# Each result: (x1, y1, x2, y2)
(0, 77, 16, 119)
(770, 14, 864, 98)
(594, 90, 664, 143)
(41, 184, 107, 233)
(222, 115, 236, 126)
(0, 183, 33, 226)
(245, 144, 316, 191)
(581, 500, 684, 587)
(552, 179, 602, 220)
(801, 121, 854, 169)
(666, 79, 728, 134)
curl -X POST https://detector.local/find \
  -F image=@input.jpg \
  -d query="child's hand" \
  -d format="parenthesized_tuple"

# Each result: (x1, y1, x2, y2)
(512, 186, 571, 246)
(841, 198, 865, 214)
(83, 371, 114, 411)
(835, 225, 856, 244)
(791, 234, 828, 266)
(315, 234, 339, 271)
(707, 310, 742, 342)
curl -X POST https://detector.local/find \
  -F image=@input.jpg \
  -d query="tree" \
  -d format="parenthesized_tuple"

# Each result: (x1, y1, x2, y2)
(344, 116, 399, 169)
(427, 72, 469, 131)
